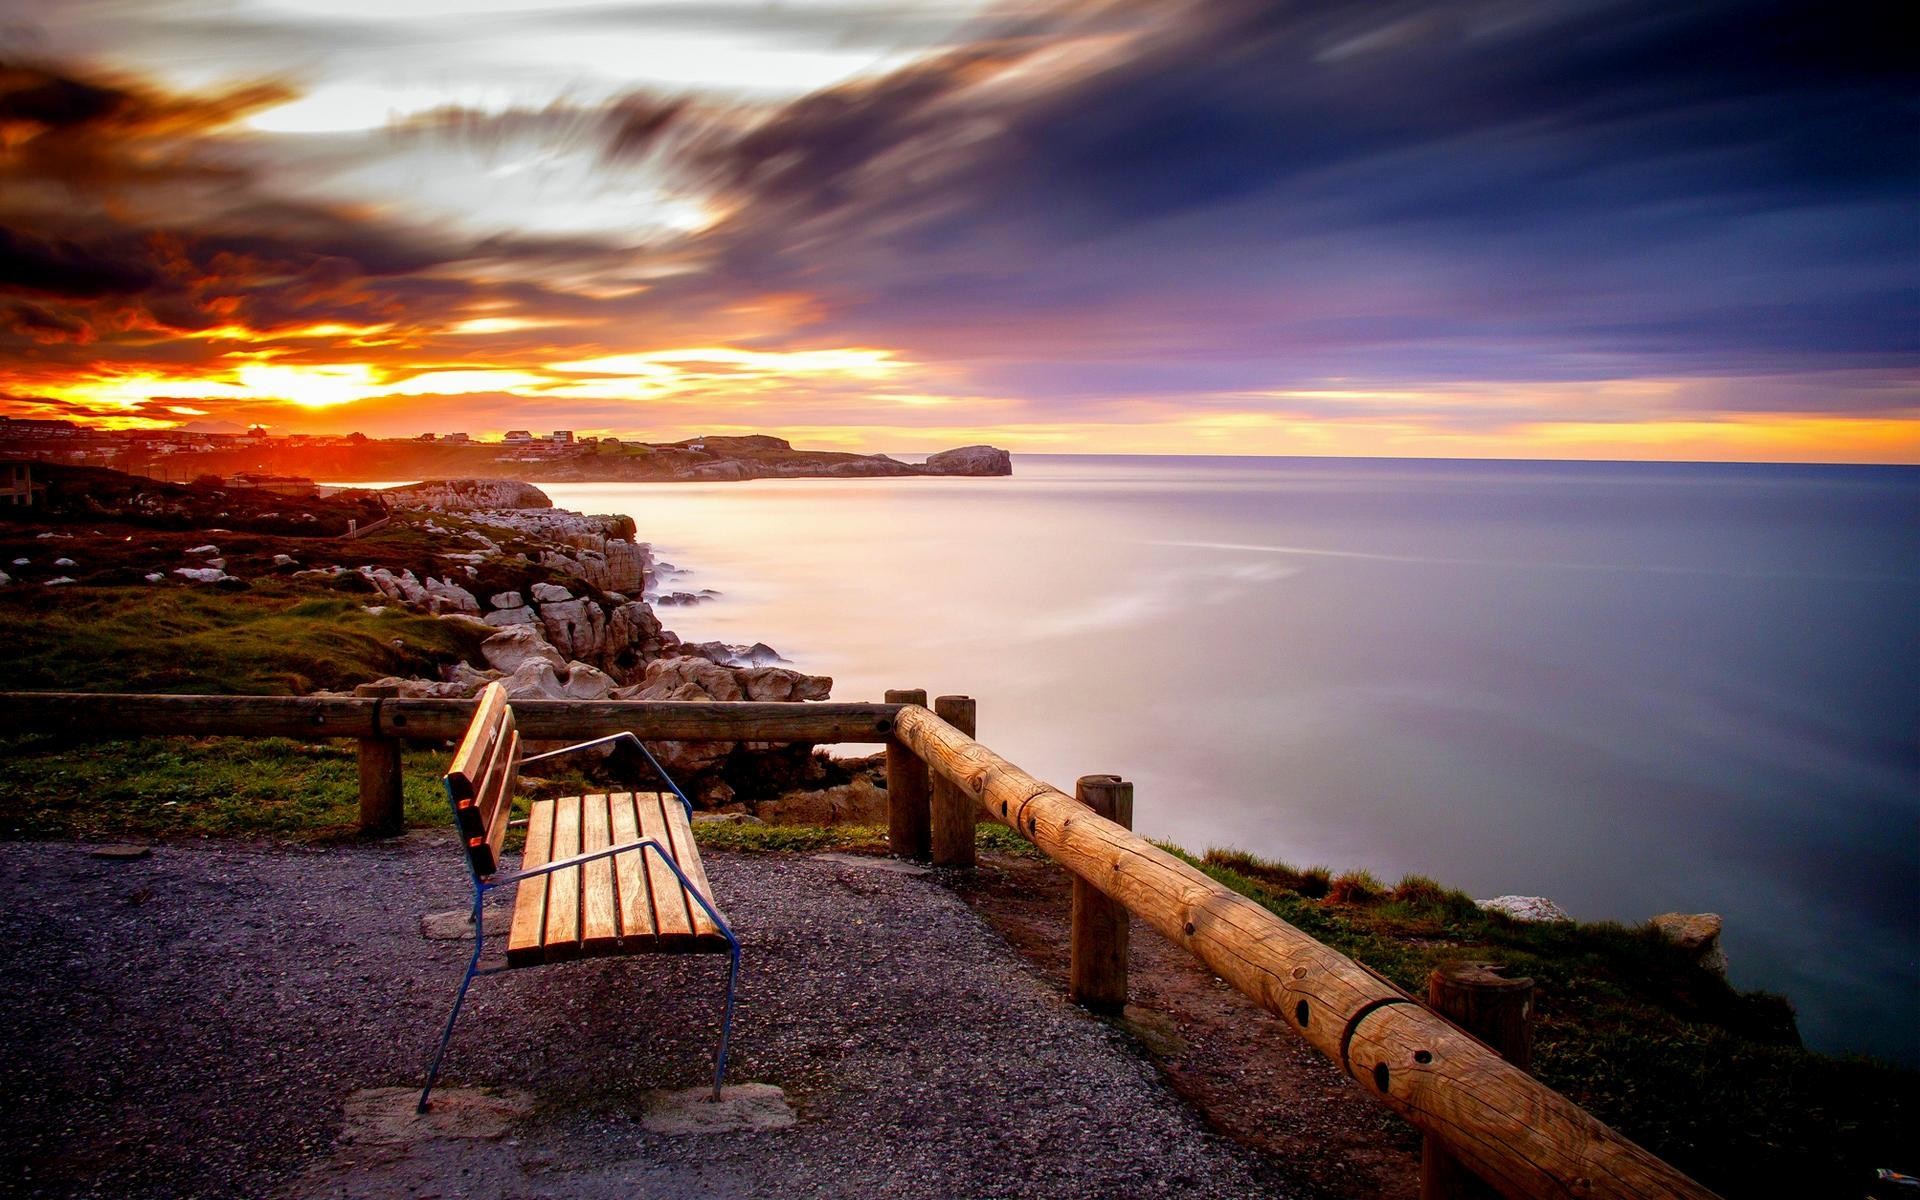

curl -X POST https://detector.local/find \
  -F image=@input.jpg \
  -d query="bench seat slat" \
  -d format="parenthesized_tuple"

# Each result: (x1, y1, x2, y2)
(580, 794, 621, 953)
(610, 794, 657, 946)
(543, 795, 584, 960)
(661, 798, 724, 942)
(635, 792, 696, 946)
(504, 799, 554, 967)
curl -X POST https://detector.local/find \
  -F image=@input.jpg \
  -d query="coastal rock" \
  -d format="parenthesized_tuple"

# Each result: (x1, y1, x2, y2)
(489, 591, 523, 610)
(922, 445, 1013, 476)
(501, 659, 568, 700)
(680, 640, 788, 667)
(538, 597, 607, 660)
(607, 601, 669, 670)
(480, 624, 567, 674)
(1650, 912, 1729, 974)
(482, 605, 539, 627)
(174, 567, 229, 583)
(757, 778, 887, 825)
(739, 667, 832, 703)
(445, 662, 507, 695)
(529, 581, 573, 603)
(359, 567, 431, 606)
(612, 657, 833, 779)
(560, 661, 618, 700)
(424, 576, 481, 615)
(1478, 895, 1572, 923)
(383, 479, 552, 511)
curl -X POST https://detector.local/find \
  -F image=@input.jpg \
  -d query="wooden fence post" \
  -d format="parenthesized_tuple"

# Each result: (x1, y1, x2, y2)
(357, 737, 404, 835)
(1069, 774, 1133, 1012)
(930, 695, 977, 867)
(884, 688, 931, 861)
(1421, 961, 1536, 1200)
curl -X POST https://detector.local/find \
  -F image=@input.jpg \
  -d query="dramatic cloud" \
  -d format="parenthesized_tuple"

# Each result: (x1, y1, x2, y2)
(0, 0, 1914, 458)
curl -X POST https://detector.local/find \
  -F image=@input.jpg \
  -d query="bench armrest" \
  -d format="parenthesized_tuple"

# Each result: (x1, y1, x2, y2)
(518, 732, 694, 817)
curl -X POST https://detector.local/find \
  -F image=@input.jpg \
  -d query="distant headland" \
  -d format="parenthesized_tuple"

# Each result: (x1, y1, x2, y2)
(0, 417, 1011, 483)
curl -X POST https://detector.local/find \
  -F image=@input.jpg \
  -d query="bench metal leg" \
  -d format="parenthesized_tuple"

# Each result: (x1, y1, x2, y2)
(711, 939, 741, 1101)
(419, 893, 486, 1112)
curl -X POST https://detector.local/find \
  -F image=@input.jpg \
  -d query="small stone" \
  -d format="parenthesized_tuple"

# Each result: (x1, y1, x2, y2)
(1650, 912, 1728, 974)
(90, 844, 152, 860)
(53, 557, 75, 567)
(692, 811, 764, 826)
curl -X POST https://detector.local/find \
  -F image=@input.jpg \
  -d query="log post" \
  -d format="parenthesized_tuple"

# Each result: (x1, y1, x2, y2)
(356, 737, 405, 836)
(930, 695, 978, 867)
(1421, 961, 1536, 1200)
(884, 689, 931, 861)
(1069, 774, 1133, 1012)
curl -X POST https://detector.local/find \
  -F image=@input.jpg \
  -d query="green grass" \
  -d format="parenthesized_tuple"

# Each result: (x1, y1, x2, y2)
(0, 735, 452, 839)
(0, 582, 486, 694)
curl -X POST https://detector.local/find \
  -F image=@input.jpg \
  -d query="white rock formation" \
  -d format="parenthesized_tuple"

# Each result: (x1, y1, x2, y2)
(1477, 896, 1572, 923)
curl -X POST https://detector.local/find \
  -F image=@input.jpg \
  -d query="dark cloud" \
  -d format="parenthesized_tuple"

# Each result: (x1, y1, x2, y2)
(649, 0, 1918, 396)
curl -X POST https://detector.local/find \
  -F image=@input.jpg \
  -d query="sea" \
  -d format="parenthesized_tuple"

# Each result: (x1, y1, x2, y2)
(538, 456, 1919, 1064)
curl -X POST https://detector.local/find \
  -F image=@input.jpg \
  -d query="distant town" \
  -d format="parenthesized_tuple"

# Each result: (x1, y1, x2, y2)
(3, 417, 628, 474)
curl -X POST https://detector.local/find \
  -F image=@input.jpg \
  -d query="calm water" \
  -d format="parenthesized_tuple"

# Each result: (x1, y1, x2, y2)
(541, 456, 1920, 1063)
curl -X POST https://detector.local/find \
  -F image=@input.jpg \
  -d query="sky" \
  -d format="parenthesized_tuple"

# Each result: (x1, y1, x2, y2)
(0, 0, 1914, 461)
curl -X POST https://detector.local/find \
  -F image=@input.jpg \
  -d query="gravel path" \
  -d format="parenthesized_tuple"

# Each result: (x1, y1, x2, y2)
(0, 837, 1308, 1199)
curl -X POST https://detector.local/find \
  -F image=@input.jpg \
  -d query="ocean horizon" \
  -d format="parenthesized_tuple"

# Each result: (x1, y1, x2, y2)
(530, 452, 1920, 1065)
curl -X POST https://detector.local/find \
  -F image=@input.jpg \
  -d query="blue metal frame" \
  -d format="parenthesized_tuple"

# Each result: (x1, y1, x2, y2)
(419, 732, 740, 1113)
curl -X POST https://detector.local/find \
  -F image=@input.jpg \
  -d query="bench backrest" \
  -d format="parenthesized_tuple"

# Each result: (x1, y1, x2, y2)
(444, 681, 520, 877)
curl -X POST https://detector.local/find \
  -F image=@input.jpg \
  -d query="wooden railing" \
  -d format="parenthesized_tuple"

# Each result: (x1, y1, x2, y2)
(0, 690, 1719, 1200)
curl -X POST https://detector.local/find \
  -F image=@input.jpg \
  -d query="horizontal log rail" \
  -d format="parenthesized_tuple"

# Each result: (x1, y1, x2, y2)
(889, 703, 1718, 1200)
(0, 693, 901, 743)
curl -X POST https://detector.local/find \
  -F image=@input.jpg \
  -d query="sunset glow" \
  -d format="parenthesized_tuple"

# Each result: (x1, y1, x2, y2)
(0, 1, 1911, 460)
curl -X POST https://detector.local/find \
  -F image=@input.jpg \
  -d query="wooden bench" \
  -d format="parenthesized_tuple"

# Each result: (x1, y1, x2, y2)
(419, 682, 740, 1111)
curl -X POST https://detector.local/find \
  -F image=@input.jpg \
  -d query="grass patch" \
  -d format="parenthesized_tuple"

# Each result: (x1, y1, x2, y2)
(0, 581, 485, 695)
(690, 822, 888, 854)
(0, 735, 451, 840)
